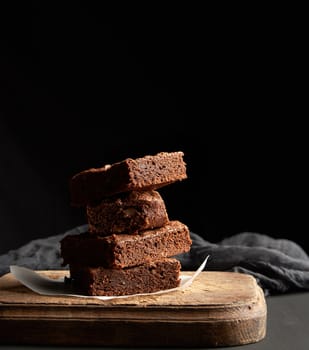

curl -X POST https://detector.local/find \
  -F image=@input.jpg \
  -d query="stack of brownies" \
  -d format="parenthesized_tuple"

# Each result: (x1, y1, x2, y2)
(60, 151, 192, 296)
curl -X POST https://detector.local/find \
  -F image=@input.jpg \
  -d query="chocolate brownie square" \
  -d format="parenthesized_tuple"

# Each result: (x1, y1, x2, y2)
(86, 190, 169, 235)
(69, 151, 187, 206)
(69, 258, 181, 296)
(60, 220, 192, 268)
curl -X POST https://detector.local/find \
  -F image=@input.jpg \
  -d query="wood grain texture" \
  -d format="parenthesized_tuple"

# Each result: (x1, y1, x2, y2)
(0, 270, 267, 347)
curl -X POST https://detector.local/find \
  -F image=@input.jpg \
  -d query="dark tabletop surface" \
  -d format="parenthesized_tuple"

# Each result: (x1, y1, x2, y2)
(0, 291, 308, 350)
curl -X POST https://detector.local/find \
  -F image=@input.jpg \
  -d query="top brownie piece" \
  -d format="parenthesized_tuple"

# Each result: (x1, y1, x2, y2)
(69, 151, 187, 206)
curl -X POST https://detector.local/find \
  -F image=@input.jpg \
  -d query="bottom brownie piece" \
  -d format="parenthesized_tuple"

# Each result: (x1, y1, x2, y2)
(69, 258, 181, 296)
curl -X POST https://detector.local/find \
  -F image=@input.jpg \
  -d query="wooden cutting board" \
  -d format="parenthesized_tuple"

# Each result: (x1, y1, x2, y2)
(0, 270, 267, 347)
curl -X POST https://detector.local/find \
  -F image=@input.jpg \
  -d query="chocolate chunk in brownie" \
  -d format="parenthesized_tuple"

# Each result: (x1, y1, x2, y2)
(69, 258, 181, 296)
(60, 220, 192, 268)
(86, 190, 169, 235)
(69, 151, 187, 206)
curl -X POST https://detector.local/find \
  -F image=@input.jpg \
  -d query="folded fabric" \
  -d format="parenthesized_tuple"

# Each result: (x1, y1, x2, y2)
(1, 225, 309, 296)
(178, 232, 309, 295)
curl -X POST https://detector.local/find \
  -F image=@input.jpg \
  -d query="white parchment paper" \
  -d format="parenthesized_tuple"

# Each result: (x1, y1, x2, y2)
(10, 256, 209, 300)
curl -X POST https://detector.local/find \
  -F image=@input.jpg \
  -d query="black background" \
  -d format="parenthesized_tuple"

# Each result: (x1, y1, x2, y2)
(1, 4, 308, 254)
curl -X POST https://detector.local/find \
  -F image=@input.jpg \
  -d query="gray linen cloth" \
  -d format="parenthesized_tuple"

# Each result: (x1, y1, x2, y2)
(1, 225, 309, 296)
